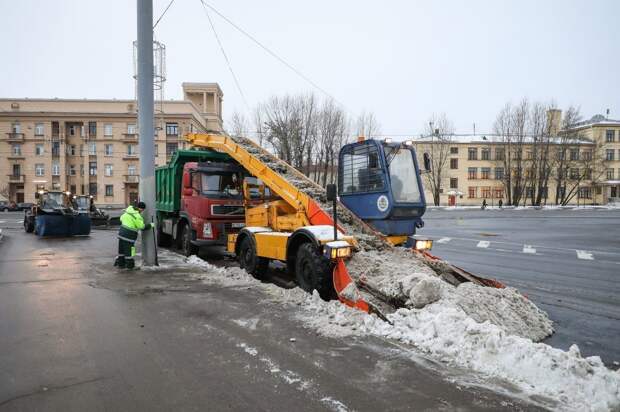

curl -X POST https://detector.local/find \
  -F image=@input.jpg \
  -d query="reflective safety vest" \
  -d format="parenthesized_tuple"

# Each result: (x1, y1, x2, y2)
(118, 206, 148, 243)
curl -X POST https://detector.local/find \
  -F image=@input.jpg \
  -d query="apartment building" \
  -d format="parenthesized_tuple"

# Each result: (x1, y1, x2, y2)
(414, 112, 620, 206)
(0, 82, 223, 207)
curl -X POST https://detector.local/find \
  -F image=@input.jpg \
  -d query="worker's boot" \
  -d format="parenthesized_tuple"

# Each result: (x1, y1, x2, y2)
(114, 255, 126, 268)
(126, 258, 135, 270)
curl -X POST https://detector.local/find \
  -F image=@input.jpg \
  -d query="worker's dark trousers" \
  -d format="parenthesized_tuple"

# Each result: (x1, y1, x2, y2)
(115, 239, 136, 269)
(115, 225, 139, 269)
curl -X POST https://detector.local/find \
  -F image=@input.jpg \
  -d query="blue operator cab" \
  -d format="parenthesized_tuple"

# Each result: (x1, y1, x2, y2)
(338, 138, 428, 243)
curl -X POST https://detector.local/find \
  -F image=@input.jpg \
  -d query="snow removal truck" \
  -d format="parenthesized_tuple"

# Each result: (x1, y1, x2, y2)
(24, 190, 91, 237)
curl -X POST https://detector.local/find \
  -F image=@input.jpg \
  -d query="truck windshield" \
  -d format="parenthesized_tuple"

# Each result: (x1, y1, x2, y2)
(75, 197, 89, 209)
(200, 173, 242, 198)
(389, 149, 422, 203)
(42, 192, 66, 209)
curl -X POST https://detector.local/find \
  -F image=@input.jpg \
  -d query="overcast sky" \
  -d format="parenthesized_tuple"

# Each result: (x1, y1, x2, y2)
(1, 0, 618, 136)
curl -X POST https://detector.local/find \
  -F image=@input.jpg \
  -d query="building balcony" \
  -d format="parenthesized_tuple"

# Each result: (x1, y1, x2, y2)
(5, 132, 25, 142)
(7, 154, 25, 160)
(7, 174, 25, 183)
(124, 175, 139, 184)
(123, 153, 139, 160)
(122, 133, 138, 142)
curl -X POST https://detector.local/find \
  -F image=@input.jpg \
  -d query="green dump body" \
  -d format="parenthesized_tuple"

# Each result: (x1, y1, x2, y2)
(155, 149, 234, 213)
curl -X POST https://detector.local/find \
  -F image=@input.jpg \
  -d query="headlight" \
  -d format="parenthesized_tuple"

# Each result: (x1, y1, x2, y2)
(203, 222, 213, 238)
(413, 239, 433, 251)
(323, 241, 351, 260)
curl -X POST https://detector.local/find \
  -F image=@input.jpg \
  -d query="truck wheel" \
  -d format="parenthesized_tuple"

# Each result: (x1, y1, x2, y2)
(157, 225, 172, 247)
(295, 243, 336, 300)
(238, 237, 269, 279)
(180, 224, 198, 257)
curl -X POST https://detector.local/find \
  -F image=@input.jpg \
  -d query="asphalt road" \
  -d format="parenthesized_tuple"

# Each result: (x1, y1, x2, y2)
(0, 212, 543, 412)
(418, 207, 620, 366)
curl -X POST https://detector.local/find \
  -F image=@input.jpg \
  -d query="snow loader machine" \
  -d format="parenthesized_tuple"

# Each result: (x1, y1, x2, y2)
(24, 190, 91, 237)
(182, 133, 503, 318)
(72, 195, 110, 227)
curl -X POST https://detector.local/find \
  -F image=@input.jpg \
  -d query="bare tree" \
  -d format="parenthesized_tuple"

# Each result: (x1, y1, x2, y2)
(355, 110, 381, 139)
(316, 100, 348, 186)
(421, 113, 454, 206)
(227, 110, 249, 138)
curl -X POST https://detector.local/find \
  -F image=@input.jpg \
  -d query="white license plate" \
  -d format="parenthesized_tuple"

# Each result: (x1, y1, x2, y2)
(231, 222, 245, 228)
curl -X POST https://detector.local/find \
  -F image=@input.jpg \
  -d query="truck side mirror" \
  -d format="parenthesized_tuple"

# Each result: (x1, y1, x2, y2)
(423, 152, 431, 172)
(326, 184, 337, 201)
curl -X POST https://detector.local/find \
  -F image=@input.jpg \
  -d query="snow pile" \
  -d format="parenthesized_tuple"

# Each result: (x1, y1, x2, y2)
(346, 249, 553, 342)
(297, 292, 620, 412)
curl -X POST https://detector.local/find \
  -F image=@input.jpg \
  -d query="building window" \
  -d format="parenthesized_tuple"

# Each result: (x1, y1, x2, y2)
(495, 167, 504, 180)
(80, 164, 84, 176)
(89, 183, 98, 196)
(606, 149, 615, 161)
(68, 145, 76, 156)
(12, 122, 21, 134)
(450, 147, 458, 154)
(127, 144, 137, 155)
(12, 164, 21, 177)
(596, 186, 602, 195)
(468, 187, 477, 198)
(468, 167, 477, 180)
(606, 130, 615, 143)
(494, 188, 504, 198)
(481, 187, 491, 198)
(450, 158, 458, 169)
(166, 122, 179, 136)
(128, 165, 137, 176)
(127, 124, 137, 134)
(69, 165, 76, 176)
(481, 148, 490, 160)
(570, 168, 579, 179)
(557, 149, 565, 161)
(104, 124, 113, 136)
(607, 169, 614, 180)
(52, 162, 60, 176)
(495, 148, 505, 161)
(104, 164, 113, 177)
(89, 121, 97, 137)
(52, 141, 60, 157)
(35, 144, 44, 156)
(481, 167, 490, 179)
(35, 163, 45, 176)
(70, 184, 77, 194)
(584, 168, 592, 180)
(35, 123, 44, 136)
(449, 178, 458, 189)
(12, 144, 22, 156)
(582, 150, 592, 161)
(578, 187, 592, 199)
(570, 149, 579, 161)
(105, 185, 114, 197)
(468, 147, 478, 160)
(89, 142, 97, 155)
(104, 144, 113, 156)
(526, 187, 534, 198)
(89, 162, 97, 176)
(154, 144, 158, 157)
(166, 143, 178, 156)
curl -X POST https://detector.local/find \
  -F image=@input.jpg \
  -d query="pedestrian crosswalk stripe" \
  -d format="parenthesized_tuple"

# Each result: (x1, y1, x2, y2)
(477, 241, 490, 248)
(523, 245, 536, 254)
(437, 237, 451, 244)
(576, 250, 594, 260)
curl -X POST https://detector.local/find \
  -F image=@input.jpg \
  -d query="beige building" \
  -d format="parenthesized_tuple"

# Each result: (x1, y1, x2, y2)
(414, 112, 620, 207)
(0, 82, 223, 207)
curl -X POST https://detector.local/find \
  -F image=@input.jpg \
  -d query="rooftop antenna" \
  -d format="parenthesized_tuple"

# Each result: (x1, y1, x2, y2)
(606, 108, 610, 119)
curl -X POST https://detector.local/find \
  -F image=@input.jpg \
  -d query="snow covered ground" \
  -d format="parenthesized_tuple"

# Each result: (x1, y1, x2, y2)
(150, 251, 620, 412)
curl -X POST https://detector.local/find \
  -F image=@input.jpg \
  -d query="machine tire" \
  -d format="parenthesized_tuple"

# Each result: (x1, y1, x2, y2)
(157, 224, 172, 247)
(294, 242, 336, 300)
(180, 223, 198, 257)
(24, 217, 34, 233)
(238, 237, 269, 279)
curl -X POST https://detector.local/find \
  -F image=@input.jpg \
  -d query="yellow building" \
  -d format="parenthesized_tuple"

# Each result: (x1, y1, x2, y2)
(0, 82, 223, 207)
(414, 112, 620, 206)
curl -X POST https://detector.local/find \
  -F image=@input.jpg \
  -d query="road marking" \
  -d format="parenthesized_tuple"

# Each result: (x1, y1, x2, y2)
(477, 241, 490, 248)
(576, 250, 594, 260)
(437, 237, 451, 244)
(495, 248, 511, 252)
(523, 245, 536, 254)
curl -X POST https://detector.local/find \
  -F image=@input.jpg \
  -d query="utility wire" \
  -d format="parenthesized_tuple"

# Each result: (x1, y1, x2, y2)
(198, 0, 251, 111)
(198, 1, 346, 109)
(153, 0, 176, 29)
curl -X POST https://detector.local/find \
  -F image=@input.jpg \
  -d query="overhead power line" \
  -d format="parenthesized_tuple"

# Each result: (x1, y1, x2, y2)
(153, 0, 176, 29)
(198, 0, 250, 111)
(198, 1, 346, 109)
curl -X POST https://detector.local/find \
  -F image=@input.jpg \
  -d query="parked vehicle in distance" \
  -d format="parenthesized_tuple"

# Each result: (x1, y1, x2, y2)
(1, 201, 18, 212)
(17, 203, 33, 211)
